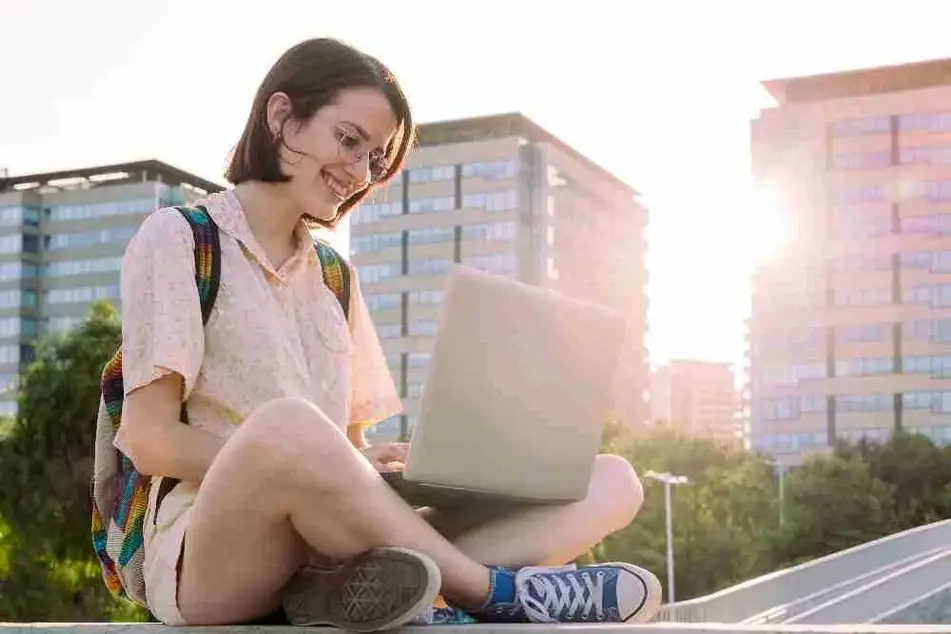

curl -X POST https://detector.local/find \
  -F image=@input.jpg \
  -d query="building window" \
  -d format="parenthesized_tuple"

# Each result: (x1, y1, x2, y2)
(42, 257, 123, 277)
(408, 259, 453, 276)
(836, 185, 886, 204)
(898, 111, 951, 132)
(900, 145, 951, 166)
(462, 191, 518, 212)
(407, 289, 445, 306)
(364, 293, 400, 311)
(44, 285, 120, 305)
(902, 286, 932, 305)
(352, 202, 402, 225)
(0, 345, 19, 364)
(408, 320, 438, 336)
(836, 357, 893, 377)
(462, 222, 516, 242)
(44, 227, 136, 251)
(408, 227, 454, 244)
(46, 317, 85, 334)
(409, 197, 454, 214)
(835, 253, 892, 273)
(831, 117, 890, 137)
(408, 353, 430, 369)
(408, 165, 454, 183)
(760, 397, 799, 421)
(904, 356, 951, 378)
(800, 395, 826, 413)
(358, 263, 399, 285)
(462, 160, 518, 181)
(901, 214, 951, 236)
(832, 151, 892, 170)
(376, 324, 401, 339)
(835, 394, 892, 412)
(760, 362, 825, 386)
(834, 287, 891, 307)
(351, 233, 402, 255)
(836, 323, 890, 343)
(0, 206, 40, 227)
(47, 198, 154, 222)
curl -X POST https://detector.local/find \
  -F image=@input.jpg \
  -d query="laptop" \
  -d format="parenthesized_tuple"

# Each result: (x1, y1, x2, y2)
(384, 265, 628, 509)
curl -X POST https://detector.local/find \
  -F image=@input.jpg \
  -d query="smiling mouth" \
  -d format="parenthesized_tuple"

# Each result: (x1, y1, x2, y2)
(322, 170, 350, 200)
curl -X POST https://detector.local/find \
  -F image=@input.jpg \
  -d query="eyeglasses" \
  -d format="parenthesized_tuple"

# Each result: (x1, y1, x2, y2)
(332, 124, 389, 184)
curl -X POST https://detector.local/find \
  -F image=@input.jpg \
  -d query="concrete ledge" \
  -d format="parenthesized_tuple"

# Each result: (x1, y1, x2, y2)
(6, 625, 951, 633)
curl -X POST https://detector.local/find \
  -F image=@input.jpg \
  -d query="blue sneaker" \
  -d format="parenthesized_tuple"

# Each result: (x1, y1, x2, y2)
(475, 563, 662, 624)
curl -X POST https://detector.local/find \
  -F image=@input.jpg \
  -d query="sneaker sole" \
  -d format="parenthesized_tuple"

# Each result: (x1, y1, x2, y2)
(282, 547, 441, 631)
(606, 561, 663, 623)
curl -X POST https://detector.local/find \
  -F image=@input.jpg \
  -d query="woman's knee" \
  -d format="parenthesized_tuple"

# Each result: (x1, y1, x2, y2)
(592, 453, 644, 529)
(228, 397, 353, 483)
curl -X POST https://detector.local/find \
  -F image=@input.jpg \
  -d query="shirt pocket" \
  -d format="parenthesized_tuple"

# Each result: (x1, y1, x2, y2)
(313, 291, 352, 355)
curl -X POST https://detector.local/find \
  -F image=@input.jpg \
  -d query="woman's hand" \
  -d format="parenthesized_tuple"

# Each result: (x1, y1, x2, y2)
(359, 442, 409, 473)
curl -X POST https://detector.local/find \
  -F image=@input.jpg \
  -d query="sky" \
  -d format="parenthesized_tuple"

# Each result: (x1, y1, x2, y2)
(4, 0, 951, 373)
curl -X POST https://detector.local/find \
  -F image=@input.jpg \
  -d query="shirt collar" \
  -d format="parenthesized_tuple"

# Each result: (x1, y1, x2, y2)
(199, 189, 316, 279)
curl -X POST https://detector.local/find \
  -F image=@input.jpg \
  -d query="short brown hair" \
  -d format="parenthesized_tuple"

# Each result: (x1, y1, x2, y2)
(225, 38, 415, 228)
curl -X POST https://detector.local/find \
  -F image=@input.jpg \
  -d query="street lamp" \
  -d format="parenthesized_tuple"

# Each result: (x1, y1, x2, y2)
(645, 470, 689, 604)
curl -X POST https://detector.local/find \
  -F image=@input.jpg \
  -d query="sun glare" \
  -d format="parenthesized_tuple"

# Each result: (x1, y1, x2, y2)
(744, 187, 789, 266)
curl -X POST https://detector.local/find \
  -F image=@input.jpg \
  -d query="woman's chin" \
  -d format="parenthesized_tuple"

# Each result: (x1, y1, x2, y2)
(305, 203, 340, 224)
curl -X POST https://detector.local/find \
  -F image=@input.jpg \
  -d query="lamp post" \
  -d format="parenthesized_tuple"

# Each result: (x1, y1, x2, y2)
(645, 470, 689, 604)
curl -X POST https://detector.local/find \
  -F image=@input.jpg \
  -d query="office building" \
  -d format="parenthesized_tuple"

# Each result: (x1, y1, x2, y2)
(351, 112, 649, 441)
(750, 57, 951, 461)
(651, 360, 740, 445)
(0, 160, 223, 416)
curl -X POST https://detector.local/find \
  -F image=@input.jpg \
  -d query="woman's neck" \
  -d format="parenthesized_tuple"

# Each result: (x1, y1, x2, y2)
(234, 181, 301, 259)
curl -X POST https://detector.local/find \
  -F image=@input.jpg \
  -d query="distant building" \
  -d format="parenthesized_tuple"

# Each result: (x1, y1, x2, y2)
(0, 160, 222, 416)
(750, 57, 951, 461)
(650, 360, 740, 445)
(350, 112, 649, 440)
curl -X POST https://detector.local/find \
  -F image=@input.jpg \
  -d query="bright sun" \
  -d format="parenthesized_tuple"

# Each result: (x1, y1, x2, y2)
(744, 187, 789, 266)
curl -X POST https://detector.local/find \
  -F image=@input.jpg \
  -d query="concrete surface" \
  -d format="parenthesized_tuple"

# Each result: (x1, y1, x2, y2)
(6, 624, 951, 632)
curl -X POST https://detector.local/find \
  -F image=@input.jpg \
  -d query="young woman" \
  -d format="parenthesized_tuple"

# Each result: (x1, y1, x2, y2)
(118, 37, 662, 629)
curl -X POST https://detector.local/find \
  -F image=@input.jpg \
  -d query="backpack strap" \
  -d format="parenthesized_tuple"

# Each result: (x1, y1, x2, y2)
(175, 205, 221, 325)
(153, 206, 222, 511)
(314, 240, 351, 321)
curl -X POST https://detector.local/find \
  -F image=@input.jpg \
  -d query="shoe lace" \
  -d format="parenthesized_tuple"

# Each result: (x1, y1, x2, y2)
(514, 566, 605, 623)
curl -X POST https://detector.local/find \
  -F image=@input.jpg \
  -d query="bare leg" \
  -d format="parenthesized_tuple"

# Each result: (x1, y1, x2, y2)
(430, 454, 644, 567)
(176, 397, 490, 625)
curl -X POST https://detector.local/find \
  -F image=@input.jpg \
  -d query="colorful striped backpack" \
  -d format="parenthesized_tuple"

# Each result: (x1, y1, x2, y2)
(91, 205, 351, 605)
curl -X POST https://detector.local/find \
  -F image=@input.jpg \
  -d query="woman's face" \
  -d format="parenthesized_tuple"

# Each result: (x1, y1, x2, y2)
(269, 87, 398, 223)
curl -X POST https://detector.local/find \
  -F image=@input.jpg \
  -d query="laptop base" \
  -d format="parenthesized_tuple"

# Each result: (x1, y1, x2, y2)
(381, 471, 572, 510)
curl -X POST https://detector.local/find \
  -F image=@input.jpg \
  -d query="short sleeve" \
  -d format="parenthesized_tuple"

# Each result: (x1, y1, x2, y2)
(347, 268, 403, 427)
(120, 208, 205, 400)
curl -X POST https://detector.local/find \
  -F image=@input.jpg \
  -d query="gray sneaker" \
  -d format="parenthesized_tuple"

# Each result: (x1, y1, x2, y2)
(282, 547, 440, 631)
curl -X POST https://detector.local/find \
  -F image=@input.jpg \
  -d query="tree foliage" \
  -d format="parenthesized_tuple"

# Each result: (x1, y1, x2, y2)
(588, 422, 951, 602)
(0, 301, 149, 621)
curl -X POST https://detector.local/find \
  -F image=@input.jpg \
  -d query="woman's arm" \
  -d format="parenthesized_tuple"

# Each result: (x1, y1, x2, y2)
(122, 373, 226, 482)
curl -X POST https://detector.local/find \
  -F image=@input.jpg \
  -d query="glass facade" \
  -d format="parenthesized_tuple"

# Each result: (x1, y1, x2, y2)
(0, 171, 218, 418)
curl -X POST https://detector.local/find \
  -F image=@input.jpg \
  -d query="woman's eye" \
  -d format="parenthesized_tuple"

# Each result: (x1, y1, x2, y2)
(338, 132, 362, 150)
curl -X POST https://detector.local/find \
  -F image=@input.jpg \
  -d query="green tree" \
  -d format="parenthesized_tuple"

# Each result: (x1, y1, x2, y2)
(772, 452, 897, 565)
(0, 301, 149, 621)
(837, 432, 951, 528)
(588, 428, 780, 600)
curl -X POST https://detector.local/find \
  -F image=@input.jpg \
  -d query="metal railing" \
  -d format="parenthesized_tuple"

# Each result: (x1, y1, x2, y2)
(653, 519, 951, 623)
(787, 549, 951, 624)
(740, 549, 945, 624)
